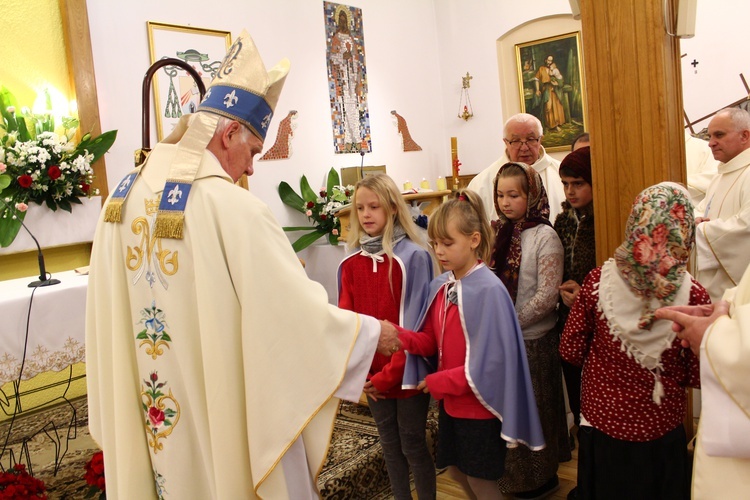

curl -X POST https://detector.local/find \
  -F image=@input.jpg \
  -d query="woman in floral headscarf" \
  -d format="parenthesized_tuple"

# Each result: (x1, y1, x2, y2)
(560, 182, 711, 500)
(491, 162, 571, 499)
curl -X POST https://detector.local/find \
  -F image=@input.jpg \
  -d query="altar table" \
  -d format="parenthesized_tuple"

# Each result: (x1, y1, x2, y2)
(0, 271, 87, 389)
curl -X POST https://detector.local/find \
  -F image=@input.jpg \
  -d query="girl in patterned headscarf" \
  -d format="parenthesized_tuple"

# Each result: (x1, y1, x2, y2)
(491, 162, 571, 499)
(560, 182, 711, 500)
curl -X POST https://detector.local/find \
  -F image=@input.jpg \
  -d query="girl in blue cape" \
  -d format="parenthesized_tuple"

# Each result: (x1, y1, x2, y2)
(393, 190, 544, 499)
(337, 173, 437, 499)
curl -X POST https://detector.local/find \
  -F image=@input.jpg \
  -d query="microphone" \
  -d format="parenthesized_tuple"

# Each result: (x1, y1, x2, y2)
(20, 217, 60, 288)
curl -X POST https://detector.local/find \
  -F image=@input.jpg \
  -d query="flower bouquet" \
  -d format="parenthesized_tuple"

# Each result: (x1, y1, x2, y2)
(278, 167, 354, 252)
(83, 451, 106, 499)
(0, 87, 117, 247)
(0, 464, 47, 499)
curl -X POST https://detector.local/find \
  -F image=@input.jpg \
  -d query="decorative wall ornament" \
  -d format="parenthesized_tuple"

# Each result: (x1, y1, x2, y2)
(260, 110, 298, 161)
(324, 2, 371, 154)
(458, 72, 474, 121)
(390, 110, 422, 152)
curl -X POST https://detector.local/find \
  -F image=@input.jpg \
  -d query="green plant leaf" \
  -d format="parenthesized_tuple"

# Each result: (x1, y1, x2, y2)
(0, 174, 10, 192)
(282, 226, 317, 231)
(299, 175, 318, 202)
(328, 232, 341, 245)
(0, 208, 25, 247)
(75, 130, 117, 163)
(278, 181, 305, 212)
(291, 229, 327, 252)
(326, 167, 340, 196)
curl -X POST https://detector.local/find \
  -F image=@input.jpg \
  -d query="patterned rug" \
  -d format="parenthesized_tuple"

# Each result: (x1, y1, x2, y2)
(0, 397, 439, 499)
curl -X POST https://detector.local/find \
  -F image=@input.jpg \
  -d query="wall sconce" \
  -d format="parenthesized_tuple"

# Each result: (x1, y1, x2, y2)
(458, 72, 474, 121)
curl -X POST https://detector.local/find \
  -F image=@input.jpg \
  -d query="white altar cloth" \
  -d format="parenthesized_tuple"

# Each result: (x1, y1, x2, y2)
(0, 270, 87, 387)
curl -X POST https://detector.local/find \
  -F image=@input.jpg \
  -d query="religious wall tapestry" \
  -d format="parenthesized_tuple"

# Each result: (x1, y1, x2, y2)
(515, 31, 587, 152)
(147, 22, 232, 140)
(323, 2, 371, 154)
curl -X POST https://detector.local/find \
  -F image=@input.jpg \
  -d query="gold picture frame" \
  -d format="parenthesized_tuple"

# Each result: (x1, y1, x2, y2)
(515, 31, 587, 152)
(146, 22, 232, 141)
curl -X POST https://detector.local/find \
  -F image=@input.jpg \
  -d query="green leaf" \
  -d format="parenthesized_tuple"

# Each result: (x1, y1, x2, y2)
(291, 229, 327, 252)
(75, 130, 117, 163)
(282, 226, 317, 231)
(0, 204, 24, 247)
(136, 331, 149, 340)
(326, 167, 341, 196)
(58, 199, 73, 213)
(299, 175, 318, 202)
(0, 174, 10, 192)
(278, 181, 305, 212)
(161, 332, 172, 341)
(328, 232, 341, 245)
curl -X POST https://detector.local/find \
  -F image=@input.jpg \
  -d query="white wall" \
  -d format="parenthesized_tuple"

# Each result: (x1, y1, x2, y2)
(86, 0, 446, 230)
(680, 0, 750, 133)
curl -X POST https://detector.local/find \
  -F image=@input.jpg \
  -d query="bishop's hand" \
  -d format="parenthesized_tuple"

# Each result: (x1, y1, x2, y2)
(377, 320, 401, 356)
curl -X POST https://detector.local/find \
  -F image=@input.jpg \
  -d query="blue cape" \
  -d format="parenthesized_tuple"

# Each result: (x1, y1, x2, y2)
(403, 264, 545, 450)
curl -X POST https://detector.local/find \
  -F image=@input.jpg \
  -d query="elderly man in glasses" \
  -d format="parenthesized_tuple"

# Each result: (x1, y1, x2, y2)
(468, 113, 565, 222)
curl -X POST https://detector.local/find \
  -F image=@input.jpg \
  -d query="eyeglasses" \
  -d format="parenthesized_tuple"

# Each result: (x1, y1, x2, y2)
(505, 137, 540, 149)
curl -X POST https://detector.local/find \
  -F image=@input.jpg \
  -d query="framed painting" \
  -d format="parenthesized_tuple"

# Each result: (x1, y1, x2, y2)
(515, 31, 587, 152)
(147, 22, 232, 141)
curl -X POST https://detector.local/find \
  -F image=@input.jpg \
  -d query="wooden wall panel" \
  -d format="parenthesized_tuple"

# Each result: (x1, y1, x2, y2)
(580, 0, 686, 263)
(59, 0, 109, 200)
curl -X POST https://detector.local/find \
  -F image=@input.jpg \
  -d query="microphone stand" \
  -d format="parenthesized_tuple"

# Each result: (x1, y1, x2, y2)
(21, 217, 60, 288)
(0, 200, 60, 288)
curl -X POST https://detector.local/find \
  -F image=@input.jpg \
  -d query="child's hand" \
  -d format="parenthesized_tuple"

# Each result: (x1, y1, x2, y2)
(364, 380, 386, 400)
(559, 280, 581, 308)
(417, 380, 430, 394)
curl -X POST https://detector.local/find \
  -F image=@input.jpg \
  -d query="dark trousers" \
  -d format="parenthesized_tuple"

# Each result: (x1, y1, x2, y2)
(368, 393, 436, 499)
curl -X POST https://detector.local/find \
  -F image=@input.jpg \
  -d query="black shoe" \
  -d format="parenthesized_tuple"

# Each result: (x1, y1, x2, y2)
(514, 475, 560, 500)
(567, 487, 578, 500)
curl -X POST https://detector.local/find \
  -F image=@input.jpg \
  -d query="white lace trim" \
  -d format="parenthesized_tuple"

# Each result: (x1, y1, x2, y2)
(0, 337, 85, 386)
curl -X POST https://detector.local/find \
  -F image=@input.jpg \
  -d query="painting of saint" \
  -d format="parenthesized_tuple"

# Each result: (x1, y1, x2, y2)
(516, 32, 587, 152)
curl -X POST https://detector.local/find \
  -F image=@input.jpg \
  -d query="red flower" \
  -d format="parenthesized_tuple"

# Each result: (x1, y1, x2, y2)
(150, 372, 158, 383)
(148, 406, 165, 427)
(0, 463, 47, 498)
(651, 223, 668, 246)
(83, 451, 106, 494)
(17, 175, 33, 188)
(632, 234, 657, 266)
(81, 182, 91, 193)
(47, 165, 61, 180)
(306, 201, 314, 209)
(320, 214, 327, 220)
(670, 203, 686, 221)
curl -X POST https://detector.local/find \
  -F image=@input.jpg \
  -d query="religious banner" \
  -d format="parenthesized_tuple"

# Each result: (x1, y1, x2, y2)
(323, 2, 371, 154)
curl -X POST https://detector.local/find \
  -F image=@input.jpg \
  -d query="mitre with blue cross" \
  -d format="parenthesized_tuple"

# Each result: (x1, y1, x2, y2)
(103, 29, 290, 239)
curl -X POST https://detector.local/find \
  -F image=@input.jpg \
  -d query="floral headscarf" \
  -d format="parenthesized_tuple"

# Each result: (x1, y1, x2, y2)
(614, 182, 695, 329)
(491, 162, 552, 302)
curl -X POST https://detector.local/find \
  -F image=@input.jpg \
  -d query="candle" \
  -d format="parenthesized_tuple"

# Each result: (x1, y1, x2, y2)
(436, 176, 447, 191)
(403, 180, 412, 191)
(451, 136, 459, 180)
(420, 178, 430, 190)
